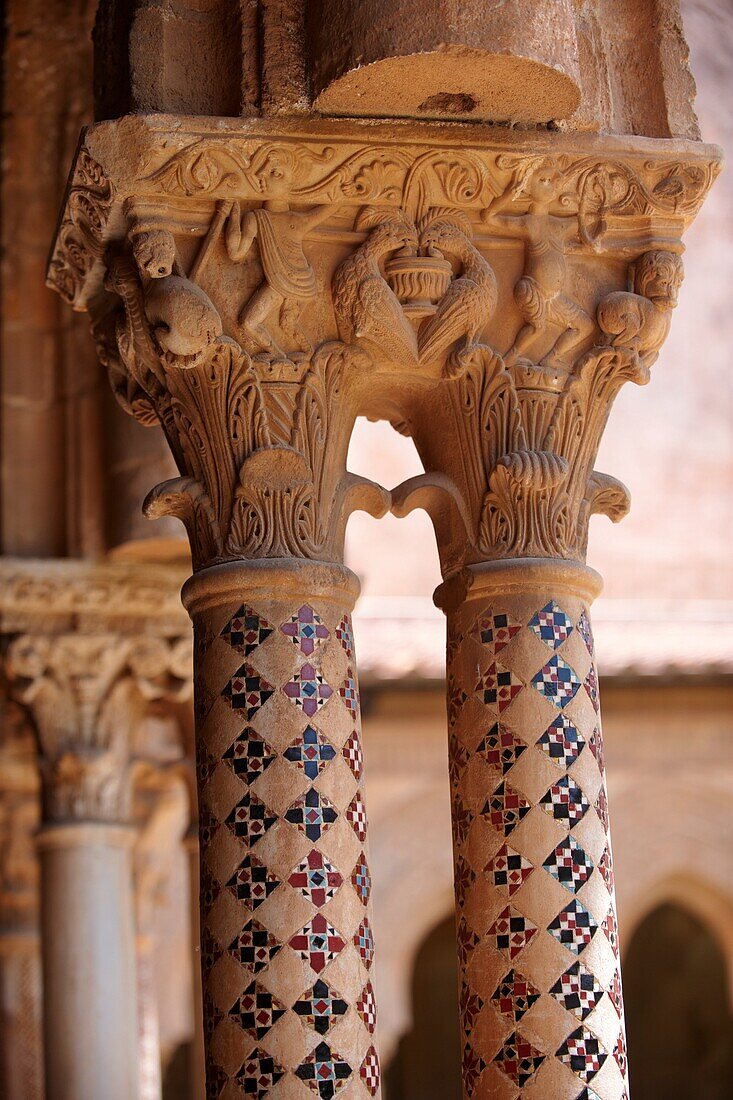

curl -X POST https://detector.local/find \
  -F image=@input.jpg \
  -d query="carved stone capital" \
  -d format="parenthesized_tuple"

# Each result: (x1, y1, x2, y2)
(0, 559, 192, 824)
(47, 119, 720, 572)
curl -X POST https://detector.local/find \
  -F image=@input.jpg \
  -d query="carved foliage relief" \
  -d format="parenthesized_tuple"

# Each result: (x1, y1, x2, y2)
(47, 127, 719, 572)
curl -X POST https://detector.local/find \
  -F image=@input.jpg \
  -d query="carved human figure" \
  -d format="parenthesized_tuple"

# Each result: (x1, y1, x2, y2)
(482, 159, 595, 370)
(598, 249, 684, 369)
(225, 162, 333, 360)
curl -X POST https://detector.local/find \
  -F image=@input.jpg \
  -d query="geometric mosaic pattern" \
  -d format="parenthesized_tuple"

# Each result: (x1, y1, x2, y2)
(537, 713, 585, 768)
(477, 722, 527, 775)
(445, 592, 628, 1100)
(531, 654, 582, 708)
(543, 836, 594, 893)
(492, 969, 541, 1022)
(193, 589, 378, 1098)
(528, 600, 574, 649)
(284, 725, 337, 779)
(493, 1032, 546, 1086)
(550, 961, 605, 1020)
(485, 844, 534, 897)
(280, 604, 329, 656)
(288, 850, 343, 907)
(475, 662, 523, 712)
(293, 979, 348, 1036)
(222, 726, 277, 783)
(282, 662, 333, 717)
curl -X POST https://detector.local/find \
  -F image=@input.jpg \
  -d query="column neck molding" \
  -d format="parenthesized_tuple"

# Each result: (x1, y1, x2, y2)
(434, 557, 603, 613)
(46, 120, 720, 576)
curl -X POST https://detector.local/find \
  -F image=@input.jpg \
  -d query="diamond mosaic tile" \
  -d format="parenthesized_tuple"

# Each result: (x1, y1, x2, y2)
(531, 654, 581, 708)
(284, 725, 337, 780)
(220, 605, 273, 655)
(493, 1031, 546, 1086)
(462, 1044, 486, 1096)
(288, 850, 343, 907)
(225, 791, 278, 844)
(226, 855, 280, 909)
(360, 1047, 380, 1096)
(473, 611, 522, 655)
(588, 725, 605, 776)
(222, 663, 275, 720)
(222, 726, 277, 784)
(353, 916, 375, 970)
(356, 981, 378, 1034)
(289, 914, 346, 974)
(230, 980, 286, 1040)
(335, 616, 355, 660)
(543, 836, 594, 893)
(485, 843, 534, 897)
(237, 1048, 285, 1097)
(577, 609, 594, 657)
(602, 906, 620, 957)
(575, 1089, 602, 1100)
(492, 969, 541, 1022)
(585, 664, 600, 714)
(529, 601, 574, 649)
(608, 969, 623, 1017)
(548, 900, 598, 955)
(537, 713, 585, 768)
(477, 722, 527, 775)
(351, 853, 372, 906)
(345, 792, 368, 842)
(285, 788, 338, 842)
(454, 855, 477, 909)
(447, 677, 468, 727)
(280, 604, 329, 656)
(456, 916, 480, 969)
(475, 662, 523, 712)
(595, 786, 610, 833)
(339, 668, 359, 720)
(614, 1032, 628, 1077)
(481, 781, 531, 837)
(293, 978, 348, 1036)
(459, 982, 484, 1036)
(598, 845, 614, 892)
(295, 1041, 352, 1098)
(283, 662, 333, 717)
(557, 1026, 607, 1083)
(342, 729, 363, 781)
(200, 866, 220, 911)
(488, 904, 538, 959)
(229, 919, 282, 974)
(540, 775, 590, 825)
(453, 796, 475, 845)
(448, 738, 470, 788)
(550, 961, 604, 1020)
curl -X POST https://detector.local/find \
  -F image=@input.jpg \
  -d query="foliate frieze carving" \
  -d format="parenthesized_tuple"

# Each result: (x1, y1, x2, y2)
(4, 633, 192, 823)
(46, 147, 114, 309)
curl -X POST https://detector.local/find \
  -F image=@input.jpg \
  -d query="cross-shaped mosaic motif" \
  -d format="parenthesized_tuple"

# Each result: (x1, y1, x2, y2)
(284, 725, 336, 779)
(222, 663, 275, 719)
(280, 604, 329, 656)
(293, 978, 349, 1036)
(222, 727, 277, 783)
(282, 662, 333, 717)
(295, 1041, 352, 1098)
(493, 1032, 546, 1087)
(288, 850, 343, 907)
(289, 914, 346, 974)
(284, 787, 338, 842)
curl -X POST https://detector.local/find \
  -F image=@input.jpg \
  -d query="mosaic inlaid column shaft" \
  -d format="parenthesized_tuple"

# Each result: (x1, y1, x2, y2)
(436, 560, 628, 1100)
(182, 560, 380, 1100)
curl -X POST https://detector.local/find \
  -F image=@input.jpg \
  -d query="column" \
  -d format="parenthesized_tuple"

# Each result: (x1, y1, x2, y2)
(437, 561, 626, 1099)
(4, 625, 192, 1100)
(183, 560, 379, 1097)
(185, 827, 207, 1099)
(37, 822, 139, 1100)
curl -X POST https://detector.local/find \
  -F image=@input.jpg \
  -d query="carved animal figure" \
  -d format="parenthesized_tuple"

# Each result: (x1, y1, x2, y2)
(418, 215, 498, 370)
(332, 207, 419, 367)
(597, 250, 684, 369)
(482, 160, 595, 370)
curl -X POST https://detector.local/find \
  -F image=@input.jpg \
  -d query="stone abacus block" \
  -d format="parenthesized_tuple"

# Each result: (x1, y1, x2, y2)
(184, 562, 380, 1100)
(441, 563, 628, 1100)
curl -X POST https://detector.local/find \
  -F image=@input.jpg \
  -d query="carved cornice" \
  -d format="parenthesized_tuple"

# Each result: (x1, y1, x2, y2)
(47, 121, 721, 574)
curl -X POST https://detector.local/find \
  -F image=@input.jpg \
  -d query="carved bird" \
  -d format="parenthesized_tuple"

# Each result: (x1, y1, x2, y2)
(332, 207, 419, 367)
(417, 217, 498, 370)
